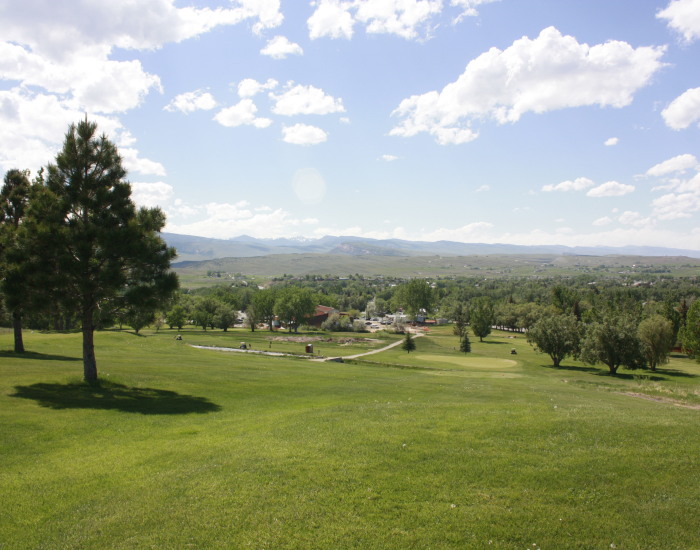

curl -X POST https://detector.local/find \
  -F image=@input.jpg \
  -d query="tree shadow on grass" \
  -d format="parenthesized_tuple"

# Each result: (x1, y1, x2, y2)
(0, 350, 81, 362)
(541, 363, 601, 374)
(10, 380, 221, 415)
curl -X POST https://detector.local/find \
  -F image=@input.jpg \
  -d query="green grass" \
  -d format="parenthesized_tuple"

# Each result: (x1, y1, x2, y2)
(1, 326, 699, 549)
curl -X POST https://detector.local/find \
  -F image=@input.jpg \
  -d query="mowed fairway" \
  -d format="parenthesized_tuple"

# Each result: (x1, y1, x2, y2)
(1, 327, 699, 549)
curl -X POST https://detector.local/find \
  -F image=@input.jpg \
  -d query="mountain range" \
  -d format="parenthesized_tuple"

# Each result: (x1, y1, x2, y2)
(163, 233, 700, 264)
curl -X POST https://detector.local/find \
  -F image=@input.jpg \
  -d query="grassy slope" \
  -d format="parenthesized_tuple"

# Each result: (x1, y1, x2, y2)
(1, 327, 698, 549)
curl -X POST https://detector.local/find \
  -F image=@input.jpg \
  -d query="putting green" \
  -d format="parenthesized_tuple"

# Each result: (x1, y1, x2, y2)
(415, 354, 518, 370)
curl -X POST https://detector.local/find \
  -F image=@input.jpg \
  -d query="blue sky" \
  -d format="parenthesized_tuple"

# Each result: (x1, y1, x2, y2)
(1, 0, 700, 249)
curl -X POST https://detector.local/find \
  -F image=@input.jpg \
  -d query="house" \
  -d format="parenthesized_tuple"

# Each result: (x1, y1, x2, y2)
(308, 305, 339, 328)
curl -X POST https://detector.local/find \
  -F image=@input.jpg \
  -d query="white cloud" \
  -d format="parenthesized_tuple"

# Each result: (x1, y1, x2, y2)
(652, 192, 700, 219)
(0, 42, 162, 114)
(604, 137, 619, 146)
(657, 0, 700, 43)
(282, 123, 328, 145)
(120, 148, 167, 177)
(645, 154, 698, 177)
(354, 0, 442, 40)
(390, 27, 666, 144)
(237, 78, 279, 98)
(164, 89, 217, 113)
(451, 0, 500, 20)
(261, 36, 303, 59)
(308, 0, 442, 40)
(0, 88, 123, 173)
(214, 99, 272, 129)
(475, 184, 490, 192)
(130, 181, 174, 208)
(271, 84, 345, 115)
(308, 0, 355, 39)
(166, 201, 319, 240)
(662, 87, 700, 130)
(0, 1, 282, 63)
(542, 177, 595, 192)
(381, 154, 399, 161)
(586, 181, 635, 197)
(618, 211, 652, 227)
(593, 216, 613, 226)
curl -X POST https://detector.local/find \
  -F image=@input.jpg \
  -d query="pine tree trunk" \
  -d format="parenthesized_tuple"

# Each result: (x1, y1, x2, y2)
(82, 311, 98, 381)
(12, 310, 25, 353)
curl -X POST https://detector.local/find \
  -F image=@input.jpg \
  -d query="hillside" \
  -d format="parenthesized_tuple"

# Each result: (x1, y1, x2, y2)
(164, 233, 700, 263)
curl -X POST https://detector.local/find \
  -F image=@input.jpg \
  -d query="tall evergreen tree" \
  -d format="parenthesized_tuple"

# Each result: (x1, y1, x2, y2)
(35, 119, 178, 381)
(0, 169, 33, 352)
(402, 331, 416, 353)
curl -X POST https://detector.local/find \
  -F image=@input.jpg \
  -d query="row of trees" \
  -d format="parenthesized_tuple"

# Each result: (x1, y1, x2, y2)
(0, 120, 178, 381)
(525, 309, 697, 374)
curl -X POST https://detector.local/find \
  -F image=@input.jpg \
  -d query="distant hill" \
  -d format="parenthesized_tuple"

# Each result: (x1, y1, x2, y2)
(163, 233, 700, 263)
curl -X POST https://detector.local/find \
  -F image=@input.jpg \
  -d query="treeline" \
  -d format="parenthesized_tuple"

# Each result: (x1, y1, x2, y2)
(151, 271, 700, 370)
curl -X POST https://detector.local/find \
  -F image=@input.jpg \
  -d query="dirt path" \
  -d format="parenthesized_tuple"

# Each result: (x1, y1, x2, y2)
(316, 332, 424, 362)
(192, 332, 425, 362)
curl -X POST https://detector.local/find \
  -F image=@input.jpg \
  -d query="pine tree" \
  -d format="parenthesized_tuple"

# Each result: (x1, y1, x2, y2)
(0, 169, 33, 353)
(402, 331, 416, 353)
(459, 333, 471, 353)
(35, 119, 178, 381)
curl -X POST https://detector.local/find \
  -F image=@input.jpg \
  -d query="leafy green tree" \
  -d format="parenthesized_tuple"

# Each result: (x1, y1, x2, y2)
(214, 304, 237, 332)
(470, 296, 494, 342)
(274, 287, 317, 333)
(638, 314, 674, 371)
(124, 307, 155, 334)
(680, 300, 700, 361)
(527, 314, 582, 368)
(252, 288, 277, 331)
(452, 302, 469, 340)
(166, 304, 188, 330)
(580, 314, 642, 375)
(0, 169, 32, 352)
(393, 279, 435, 318)
(35, 119, 178, 380)
(402, 331, 416, 353)
(193, 297, 218, 330)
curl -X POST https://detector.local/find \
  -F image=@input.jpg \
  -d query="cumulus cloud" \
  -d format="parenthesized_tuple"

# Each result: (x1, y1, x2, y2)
(130, 181, 174, 208)
(164, 89, 218, 113)
(451, 0, 500, 20)
(390, 26, 666, 144)
(270, 83, 345, 115)
(604, 137, 619, 146)
(475, 184, 490, 192)
(542, 177, 595, 192)
(166, 200, 319, 239)
(308, 0, 442, 40)
(237, 78, 279, 98)
(586, 181, 635, 197)
(120, 148, 167, 177)
(645, 154, 699, 177)
(657, 0, 700, 43)
(662, 87, 700, 130)
(381, 154, 399, 161)
(261, 36, 303, 59)
(0, 0, 283, 59)
(282, 123, 328, 145)
(652, 192, 700, 220)
(593, 216, 613, 226)
(0, 88, 123, 173)
(308, 0, 356, 39)
(213, 99, 273, 128)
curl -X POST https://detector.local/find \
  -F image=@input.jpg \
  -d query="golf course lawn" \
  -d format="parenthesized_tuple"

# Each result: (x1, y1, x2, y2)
(1, 326, 698, 549)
